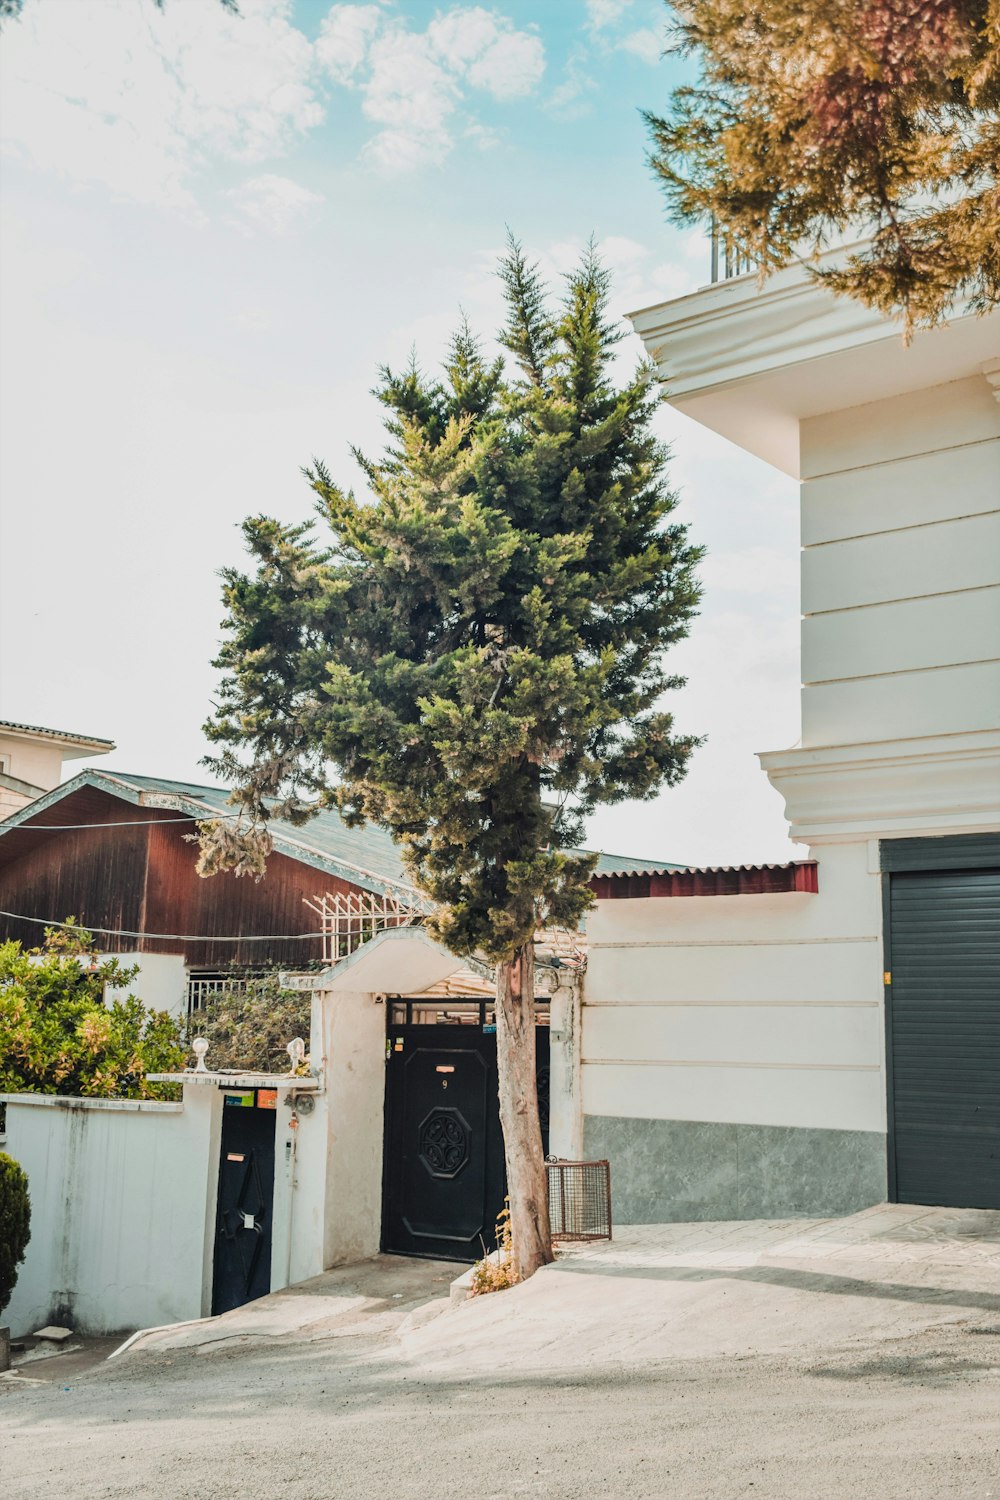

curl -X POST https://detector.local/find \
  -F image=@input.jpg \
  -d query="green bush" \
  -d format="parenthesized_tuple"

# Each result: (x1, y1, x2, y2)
(0, 922, 185, 1100)
(0, 1152, 31, 1316)
(191, 973, 311, 1073)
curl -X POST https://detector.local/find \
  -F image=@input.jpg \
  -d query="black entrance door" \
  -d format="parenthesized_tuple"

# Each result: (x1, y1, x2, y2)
(212, 1096, 276, 1314)
(887, 865, 1000, 1209)
(382, 1019, 550, 1261)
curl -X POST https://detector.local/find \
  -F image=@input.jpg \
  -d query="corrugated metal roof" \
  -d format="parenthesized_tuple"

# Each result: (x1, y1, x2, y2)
(84, 770, 412, 896)
(0, 770, 676, 898)
(592, 861, 819, 899)
(600, 859, 806, 878)
(580, 849, 686, 877)
(0, 719, 115, 750)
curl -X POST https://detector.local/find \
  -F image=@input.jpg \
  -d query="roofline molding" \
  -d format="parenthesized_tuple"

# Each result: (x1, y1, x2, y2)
(0, 720, 115, 754)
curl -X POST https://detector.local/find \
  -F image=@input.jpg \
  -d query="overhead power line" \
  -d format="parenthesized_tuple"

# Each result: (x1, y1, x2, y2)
(0, 816, 213, 831)
(0, 910, 324, 943)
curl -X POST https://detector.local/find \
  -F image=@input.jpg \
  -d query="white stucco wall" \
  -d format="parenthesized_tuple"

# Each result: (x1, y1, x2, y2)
(799, 375, 1000, 752)
(310, 988, 387, 1268)
(0, 734, 65, 797)
(583, 842, 885, 1134)
(102, 952, 188, 1020)
(1, 1091, 217, 1337)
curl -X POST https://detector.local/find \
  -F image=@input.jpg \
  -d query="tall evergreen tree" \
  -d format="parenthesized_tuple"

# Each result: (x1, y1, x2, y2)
(644, 0, 999, 335)
(199, 240, 703, 1279)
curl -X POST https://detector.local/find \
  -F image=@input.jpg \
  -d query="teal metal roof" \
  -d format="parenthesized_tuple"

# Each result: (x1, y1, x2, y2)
(582, 849, 686, 876)
(0, 768, 679, 892)
(96, 770, 413, 895)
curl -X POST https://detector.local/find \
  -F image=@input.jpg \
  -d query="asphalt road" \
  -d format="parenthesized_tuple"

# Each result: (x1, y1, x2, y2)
(2, 1261, 998, 1500)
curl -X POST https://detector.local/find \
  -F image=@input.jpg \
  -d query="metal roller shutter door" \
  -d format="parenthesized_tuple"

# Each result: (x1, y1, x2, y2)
(888, 867, 1000, 1209)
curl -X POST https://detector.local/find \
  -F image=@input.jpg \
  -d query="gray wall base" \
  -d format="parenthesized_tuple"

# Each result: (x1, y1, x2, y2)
(583, 1115, 887, 1223)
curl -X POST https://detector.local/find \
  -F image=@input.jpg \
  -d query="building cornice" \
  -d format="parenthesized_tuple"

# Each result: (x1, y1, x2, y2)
(629, 243, 893, 400)
(759, 730, 1000, 844)
(630, 250, 999, 476)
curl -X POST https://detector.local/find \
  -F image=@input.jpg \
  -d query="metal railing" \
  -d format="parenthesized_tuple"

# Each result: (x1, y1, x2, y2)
(186, 973, 252, 1020)
(303, 887, 430, 966)
(710, 218, 755, 283)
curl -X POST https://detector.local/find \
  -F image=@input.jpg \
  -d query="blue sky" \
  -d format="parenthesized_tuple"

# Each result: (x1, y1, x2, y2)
(0, 0, 799, 866)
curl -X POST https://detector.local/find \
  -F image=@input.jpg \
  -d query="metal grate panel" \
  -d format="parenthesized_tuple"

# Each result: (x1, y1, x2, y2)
(546, 1159, 612, 1242)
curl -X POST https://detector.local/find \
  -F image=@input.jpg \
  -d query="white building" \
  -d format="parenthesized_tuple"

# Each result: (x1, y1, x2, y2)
(0, 719, 114, 817)
(2, 253, 997, 1340)
(580, 244, 999, 1219)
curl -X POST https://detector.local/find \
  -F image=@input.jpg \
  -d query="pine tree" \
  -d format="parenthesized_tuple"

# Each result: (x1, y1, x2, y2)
(644, 0, 1000, 335)
(200, 240, 703, 1279)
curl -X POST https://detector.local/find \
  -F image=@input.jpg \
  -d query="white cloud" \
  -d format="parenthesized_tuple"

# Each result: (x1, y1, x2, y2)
(585, 0, 634, 29)
(584, 0, 664, 67)
(317, 3, 544, 172)
(699, 547, 800, 599)
(618, 26, 662, 64)
(0, 0, 324, 208)
(315, 3, 383, 85)
(546, 46, 597, 118)
(227, 173, 324, 235)
(531, 234, 700, 317)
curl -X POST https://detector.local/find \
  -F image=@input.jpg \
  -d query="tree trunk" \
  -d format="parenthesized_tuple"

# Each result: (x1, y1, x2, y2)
(495, 941, 553, 1280)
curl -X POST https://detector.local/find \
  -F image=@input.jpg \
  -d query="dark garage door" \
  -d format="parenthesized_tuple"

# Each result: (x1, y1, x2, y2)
(888, 865, 1000, 1209)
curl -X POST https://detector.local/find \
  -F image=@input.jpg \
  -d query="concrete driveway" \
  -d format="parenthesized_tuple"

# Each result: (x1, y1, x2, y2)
(2, 1206, 997, 1500)
(405, 1203, 1000, 1373)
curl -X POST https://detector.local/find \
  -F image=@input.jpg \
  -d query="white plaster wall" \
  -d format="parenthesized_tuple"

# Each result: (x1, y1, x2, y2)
(800, 374, 999, 478)
(582, 842, 885, 1134)
(102, 952, 188, 1020)
(310, 989, 387, 1267)
(0, 734, 64, 795)
(798, 375, 1000, 751)
(0, 1091, 216, 1337)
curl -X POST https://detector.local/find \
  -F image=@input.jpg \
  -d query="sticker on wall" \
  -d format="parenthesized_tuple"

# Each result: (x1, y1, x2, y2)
(256, 1089, 277, 1110)
(223, 1091, 255, 1108)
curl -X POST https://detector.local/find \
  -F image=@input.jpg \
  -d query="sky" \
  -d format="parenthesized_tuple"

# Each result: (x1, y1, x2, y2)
(0, 0, 800, 868)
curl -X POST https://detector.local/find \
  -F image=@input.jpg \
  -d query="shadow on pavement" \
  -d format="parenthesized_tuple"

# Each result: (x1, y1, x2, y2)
(552, 1258, 1000, 1312)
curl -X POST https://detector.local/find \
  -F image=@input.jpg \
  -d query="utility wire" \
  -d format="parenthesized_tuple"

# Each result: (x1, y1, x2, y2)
(0, 910, 325, 943)
(0, 816, 216, 831)
(2, 816, 427, 899)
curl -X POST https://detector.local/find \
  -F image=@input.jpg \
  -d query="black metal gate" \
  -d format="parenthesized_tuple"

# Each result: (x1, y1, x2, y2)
(212, 1092, 277, 1314)
(884, 837, 1000, 1210)
(382, 1005, 549, 1261)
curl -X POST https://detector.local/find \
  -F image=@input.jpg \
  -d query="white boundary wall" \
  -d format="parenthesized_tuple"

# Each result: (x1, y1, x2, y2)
(0, 992, 378, 1337)
(1, 1092, 216, 1337)
(584, 842, 885, 1133)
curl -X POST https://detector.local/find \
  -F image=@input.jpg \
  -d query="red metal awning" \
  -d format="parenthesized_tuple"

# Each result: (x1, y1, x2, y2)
(591, 861, 818, 899)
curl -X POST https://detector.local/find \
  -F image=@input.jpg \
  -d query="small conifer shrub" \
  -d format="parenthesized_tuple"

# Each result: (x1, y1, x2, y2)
(0, 1152, 31, 1316)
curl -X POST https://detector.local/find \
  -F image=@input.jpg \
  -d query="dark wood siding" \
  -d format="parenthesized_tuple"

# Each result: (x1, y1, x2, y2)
(142, 817, 352, 967)
(0, 789, 152, 951)
(0, 787, 365, 967)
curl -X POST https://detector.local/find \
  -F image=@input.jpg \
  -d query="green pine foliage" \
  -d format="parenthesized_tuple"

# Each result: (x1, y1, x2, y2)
(645, 0, 1000, 334)
(201, 240, 703, 962)
(0, 924, 185, 1100)
(0, 1153, 31, 1316)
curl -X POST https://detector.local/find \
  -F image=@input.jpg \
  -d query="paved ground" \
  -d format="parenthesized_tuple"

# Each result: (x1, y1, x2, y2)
(2, 1207, 998, 1499)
